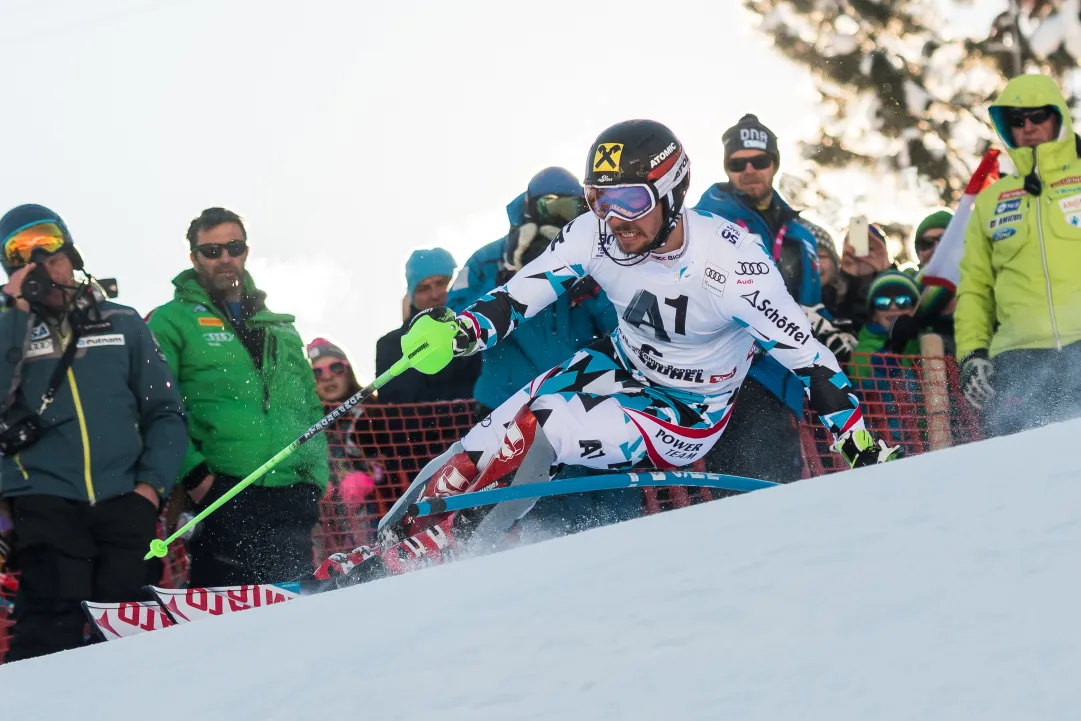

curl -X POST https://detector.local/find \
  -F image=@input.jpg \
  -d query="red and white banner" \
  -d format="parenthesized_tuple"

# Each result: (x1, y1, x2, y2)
(923, 149, 1001, 291)
(82, 600, 175, 641)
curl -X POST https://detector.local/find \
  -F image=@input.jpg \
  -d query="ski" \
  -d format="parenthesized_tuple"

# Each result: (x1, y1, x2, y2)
(147, 583, 307, 625)
(407, 470, 777, 519)
(81, 600, 175, 642)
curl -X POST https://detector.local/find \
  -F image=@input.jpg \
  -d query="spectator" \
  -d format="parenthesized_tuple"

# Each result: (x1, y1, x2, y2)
(147, 207, 329, 587)
(376, 248, 481, 404)
(847, 270, 925, 447)
(815, 228, 844, 318)
(887, 209, 959, 355)
(956, 73, 1081, 436)
(694, 114, 844, 483)
(448, 167, 617, 416)
(850, 270, 924, 372)
(308, 337, 362, 405)
(835, 222, 894, 331)
(913, 209, 952, 268)
(0, 204, 187, 661)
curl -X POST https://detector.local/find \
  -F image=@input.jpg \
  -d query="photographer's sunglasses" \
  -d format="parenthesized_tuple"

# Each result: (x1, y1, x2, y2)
(195, 240, 248, 259)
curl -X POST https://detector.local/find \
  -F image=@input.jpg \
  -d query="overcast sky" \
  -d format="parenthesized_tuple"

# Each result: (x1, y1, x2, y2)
(0, 0, 1004, 380)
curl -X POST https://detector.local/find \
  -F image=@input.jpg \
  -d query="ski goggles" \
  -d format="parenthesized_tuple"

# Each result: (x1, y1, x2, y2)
(3, 223, 66, 268)
(194, 240, 248, 259)
(872, 294, 916, 310)
(313, 361, 349, 379)
(1005, 106, 1058, 128)
(533, 194, 587, 225)
(584, 184, 656, 222)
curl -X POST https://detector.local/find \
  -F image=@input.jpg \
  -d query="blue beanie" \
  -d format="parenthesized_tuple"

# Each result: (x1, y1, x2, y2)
(406, 248, 457, 299)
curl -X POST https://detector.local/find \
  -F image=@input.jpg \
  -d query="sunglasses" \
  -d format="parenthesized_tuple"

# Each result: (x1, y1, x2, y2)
(313, 361, 349, 379)
(872, 294, 916, 310)
(195, 240, 248, 259)
(3, 222, 66, 268)
(584, 184, 657, 223)
(1006, 106, 1057, 128)
(726, 155, 773, 173)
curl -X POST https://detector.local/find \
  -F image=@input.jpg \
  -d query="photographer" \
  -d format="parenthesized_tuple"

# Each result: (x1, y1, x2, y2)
(0, 204, 187, 662)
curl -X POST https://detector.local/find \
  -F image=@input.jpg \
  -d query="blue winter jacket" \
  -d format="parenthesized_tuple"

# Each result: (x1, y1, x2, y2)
(448, 227, 617, 410)
(695, 183, 822, 415)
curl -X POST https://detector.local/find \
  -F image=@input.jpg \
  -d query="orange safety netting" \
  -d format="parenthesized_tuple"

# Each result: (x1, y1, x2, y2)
(0, 353, 978, 662)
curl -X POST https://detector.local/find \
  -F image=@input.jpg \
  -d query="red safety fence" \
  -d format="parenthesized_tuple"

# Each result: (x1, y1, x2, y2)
(0, 350, 978, 663)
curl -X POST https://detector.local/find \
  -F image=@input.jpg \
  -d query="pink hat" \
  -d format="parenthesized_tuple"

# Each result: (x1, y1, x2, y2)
(307, 337, 348, 363)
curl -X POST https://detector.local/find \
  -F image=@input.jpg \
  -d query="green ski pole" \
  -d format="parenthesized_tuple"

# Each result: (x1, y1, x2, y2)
(145, 313, 457, 560)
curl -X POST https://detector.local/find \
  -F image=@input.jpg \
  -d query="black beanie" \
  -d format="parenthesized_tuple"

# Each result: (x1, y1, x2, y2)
(722, 114, 780, 165)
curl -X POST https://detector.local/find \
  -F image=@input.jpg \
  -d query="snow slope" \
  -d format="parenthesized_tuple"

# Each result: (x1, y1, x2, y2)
(4, 420, 1081, 720)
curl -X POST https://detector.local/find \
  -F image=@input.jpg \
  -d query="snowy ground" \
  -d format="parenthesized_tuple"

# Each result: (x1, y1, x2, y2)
(3, 420, 1080, 720)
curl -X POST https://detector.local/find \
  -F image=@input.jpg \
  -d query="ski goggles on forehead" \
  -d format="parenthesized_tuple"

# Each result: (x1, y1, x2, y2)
(872, 294, 916, 310)
(533, 194, 587, 224)
(3, 222, 66, 268)
(584, 184, 656, 222)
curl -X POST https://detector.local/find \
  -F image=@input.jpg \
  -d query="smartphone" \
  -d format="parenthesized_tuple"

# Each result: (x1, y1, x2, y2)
(97, 277, 119, 299)
(849, 216, 869, 257)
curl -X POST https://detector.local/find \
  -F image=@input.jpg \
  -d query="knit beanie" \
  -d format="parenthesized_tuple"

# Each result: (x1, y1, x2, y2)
(307, 337, 348, 364)
(914, 209, 953, 241)
(867, 269, 921, 311)
(722, 114, 780, 165)
(405, 248, 457, 300)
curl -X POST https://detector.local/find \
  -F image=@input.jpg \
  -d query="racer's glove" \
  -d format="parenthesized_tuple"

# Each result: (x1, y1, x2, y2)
(834, 429, 905, 468)
(405, 307, 478, 359)
(803, 304, 858, 363)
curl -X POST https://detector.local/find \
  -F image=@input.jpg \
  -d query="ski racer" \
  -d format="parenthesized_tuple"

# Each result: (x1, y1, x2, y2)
(319, 119, 903, 583)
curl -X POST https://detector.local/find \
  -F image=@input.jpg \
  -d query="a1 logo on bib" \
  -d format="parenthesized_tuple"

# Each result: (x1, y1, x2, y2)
(593, 143, 623, 173)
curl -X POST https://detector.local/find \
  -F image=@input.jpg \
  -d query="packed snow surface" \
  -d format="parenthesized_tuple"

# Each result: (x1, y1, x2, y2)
(3, 420, 1081, 720)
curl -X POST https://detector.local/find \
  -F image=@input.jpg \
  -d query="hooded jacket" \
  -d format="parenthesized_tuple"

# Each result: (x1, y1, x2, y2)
(956, 74, 1081, 360)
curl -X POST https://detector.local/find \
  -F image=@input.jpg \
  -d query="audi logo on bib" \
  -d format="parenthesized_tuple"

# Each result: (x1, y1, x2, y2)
(736, 262, 770, 276)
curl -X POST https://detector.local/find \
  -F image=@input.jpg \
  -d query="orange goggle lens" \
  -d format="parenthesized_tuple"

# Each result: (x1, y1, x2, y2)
(3, 223, 66, 267)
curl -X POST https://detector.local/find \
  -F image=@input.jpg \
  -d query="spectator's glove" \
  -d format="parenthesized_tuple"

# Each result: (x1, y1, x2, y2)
(887, 313, 922, 354)
(959, 349, 995, 411)
(407, 307, 477, 358)
(803, 304, 858, 363)
(834, 429, 905, 468)
(504, 223, 563, 271)
(0, 534, 10, 571)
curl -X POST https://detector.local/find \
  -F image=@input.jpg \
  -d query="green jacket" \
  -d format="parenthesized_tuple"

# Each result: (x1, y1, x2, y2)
(147, 270, 329, 494)
(956, 74, 1081, 360)
(0, 297, 188, 503)
(847, 322, 921, 380)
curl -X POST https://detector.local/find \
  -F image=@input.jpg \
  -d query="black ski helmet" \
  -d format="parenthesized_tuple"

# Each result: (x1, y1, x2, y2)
(0, 204, 84, 277)
(583, 119, 691, 252)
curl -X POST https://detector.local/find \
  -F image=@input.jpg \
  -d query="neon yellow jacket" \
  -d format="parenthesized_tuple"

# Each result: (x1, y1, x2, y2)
(955, 74, 1081, 360)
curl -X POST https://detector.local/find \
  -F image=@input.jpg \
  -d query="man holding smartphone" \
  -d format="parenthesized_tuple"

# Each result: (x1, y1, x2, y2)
(147, 208, 329, 587)
(694, 114, 855, 483)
